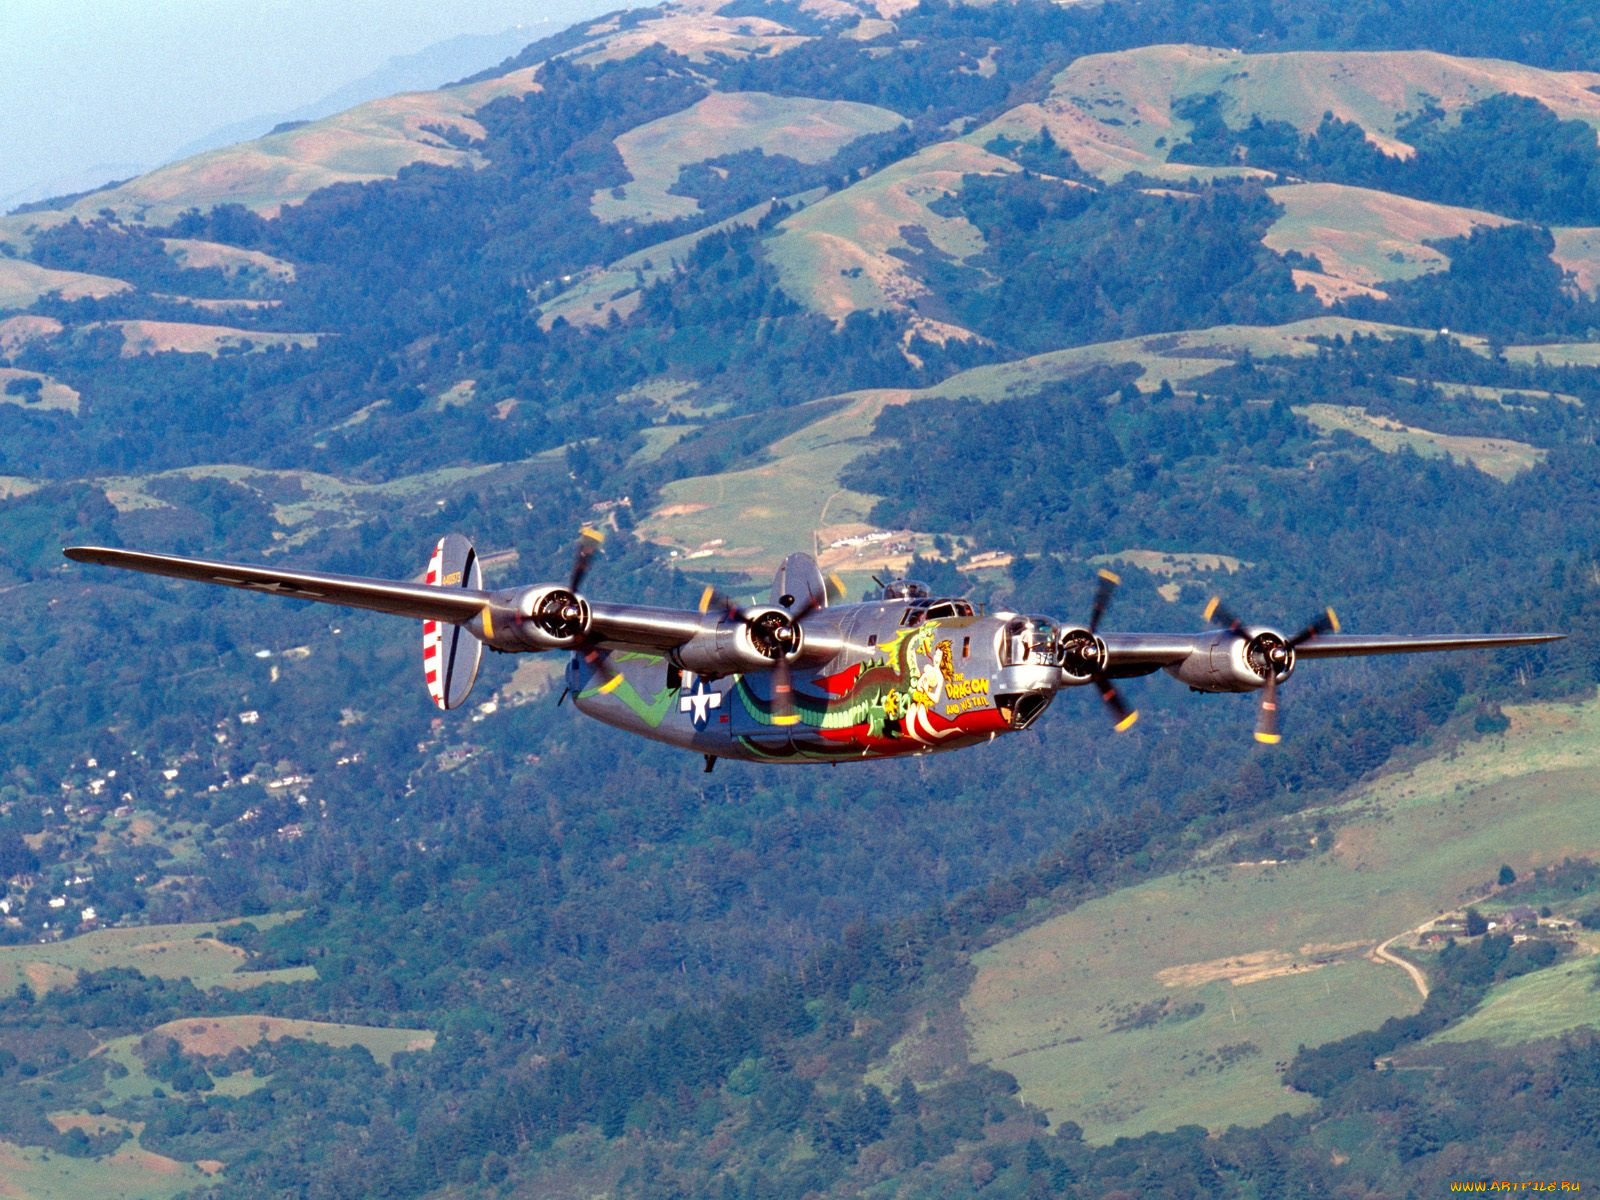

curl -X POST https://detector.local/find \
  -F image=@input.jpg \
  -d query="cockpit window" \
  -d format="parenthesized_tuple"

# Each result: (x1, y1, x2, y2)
(883, 580, 931, 601)
(900, 597, 975, 625)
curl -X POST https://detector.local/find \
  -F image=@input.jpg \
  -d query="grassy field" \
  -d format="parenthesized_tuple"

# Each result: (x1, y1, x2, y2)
(593, 91, 902, 225)
(103, 320, 321, 358)
(1296, 402, 1545, 480)
(0, 913, 312, 998)
(973, 45, 1600, 188)
(0, 259, 130, 311)
(569, 8, 804, 68)
(114, 1015, 435, 1066)
(1264, 183, 1509, 289)
(962, 694, 1600, 1143)
(0, 369, 79, 415)
(1552, 226, 1600, 297)
(17, 69, 541, 228)
(1504, 341, 1600, 368)
(0, 1140, 217, 1200)
(969, 45, 1277, 184)
(160, 238, 295, 284)
(93, 455, 564, 557)
(1427, 952, 1600, 1047)
(635, 317, 1433, 576)
(766, 140, 1013, 323)
(543, 187, 830, 328)
(3, 1014, 431, 1198)
(637, 389, 905, 577)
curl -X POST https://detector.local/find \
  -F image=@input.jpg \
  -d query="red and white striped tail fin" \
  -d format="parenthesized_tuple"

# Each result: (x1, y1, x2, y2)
(422, 534, 484, 710)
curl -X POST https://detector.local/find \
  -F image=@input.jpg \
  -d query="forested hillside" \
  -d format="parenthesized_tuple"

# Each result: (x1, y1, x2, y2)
(1, 0, 1599, 1195)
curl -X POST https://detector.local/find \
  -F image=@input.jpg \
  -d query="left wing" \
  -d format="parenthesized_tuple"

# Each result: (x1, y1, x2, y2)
(61, 544, 846, 669)
(63, 546, 493, 625)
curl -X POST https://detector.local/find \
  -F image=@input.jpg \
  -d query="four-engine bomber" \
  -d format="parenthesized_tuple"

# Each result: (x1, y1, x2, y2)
(64, 533, 1560, 769)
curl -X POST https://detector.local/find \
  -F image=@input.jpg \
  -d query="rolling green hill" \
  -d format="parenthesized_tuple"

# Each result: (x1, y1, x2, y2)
(3, 0, 1600, 1196)
(965, 696, 1600, 1142)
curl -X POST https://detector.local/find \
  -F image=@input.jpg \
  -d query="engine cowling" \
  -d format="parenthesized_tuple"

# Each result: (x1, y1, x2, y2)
(1165, 629, 1296, 693)
(671, 604, 803, 675)
(1054, 624, 1106, 684)
(472, 584, 592, 651)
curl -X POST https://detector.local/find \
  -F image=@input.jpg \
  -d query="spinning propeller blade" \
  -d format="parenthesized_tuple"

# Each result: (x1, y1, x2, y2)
(1205, 596, 1339, 743)
(697, 583, 819, 726)
(570, 526, 605, 592)
(1086, 570, 1137, 732)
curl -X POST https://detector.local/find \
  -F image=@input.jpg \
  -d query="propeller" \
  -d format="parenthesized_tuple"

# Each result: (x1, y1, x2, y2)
(1065, 569, 1138, 732)
(561, 527, 620, 695)
(698, 584, 822, 727)
(1204, 596, 1338, 743)
(569, 525, 604, 592)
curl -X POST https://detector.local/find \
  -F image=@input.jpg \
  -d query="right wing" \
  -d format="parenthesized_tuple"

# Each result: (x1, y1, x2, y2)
(1100, 630, 1564, 670)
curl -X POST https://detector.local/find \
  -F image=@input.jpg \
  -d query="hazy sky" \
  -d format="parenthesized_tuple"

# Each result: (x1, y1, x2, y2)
(0, 0, 644, 208)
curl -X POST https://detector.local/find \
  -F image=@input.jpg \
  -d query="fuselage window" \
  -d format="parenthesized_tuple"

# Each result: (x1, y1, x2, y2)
(962, 636, 970, 659)
(1000, 617, 1060, 667)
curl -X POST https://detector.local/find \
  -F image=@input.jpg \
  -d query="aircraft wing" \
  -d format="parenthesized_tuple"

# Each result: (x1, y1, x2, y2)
(1100, 630, 1563, 669)
(1291, 633, 1564, 657)
(63, 545, 752, 657)
(63, 545, 492, 625)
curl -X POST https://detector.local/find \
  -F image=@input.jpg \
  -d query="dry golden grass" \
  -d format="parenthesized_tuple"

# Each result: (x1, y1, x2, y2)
(38, 71, 540, 226)
(572, 2, 810, 66)
(1296, 402, 1545, 480)
(768, 140, 1013, 323)
(1155, 949, 1337, 989)
(975, 44, 1600, 186)
(0, 259, 130, 309)
(1552, 226, 1600, 296)
(1265, 183, 1511, 289)
(1093, 549, 1251, 577)
(143, 1015, 435, 1064)
(596, 92, 901, 224)
(0, 368, 79, 414)
(161, 238, 296, 283)
(104, 320, 321, 357)
(0, 315, 63, 352)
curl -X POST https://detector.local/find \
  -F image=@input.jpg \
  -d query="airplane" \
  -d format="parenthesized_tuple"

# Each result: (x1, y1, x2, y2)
(63, 533, 1561, 771)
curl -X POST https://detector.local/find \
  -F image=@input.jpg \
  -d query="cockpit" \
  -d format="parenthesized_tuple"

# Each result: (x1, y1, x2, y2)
(882, 579, 930, 600)
(999, 616, 1060, 667)
(881, 579, 974, 625)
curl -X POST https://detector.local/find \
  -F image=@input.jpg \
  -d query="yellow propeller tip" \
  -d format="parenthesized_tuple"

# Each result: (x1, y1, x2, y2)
(597, 673, 623, 695)
(698, 585, 715, 614)
(1114, 710, 1139, 733)
(579, 525, 605, 543)
(1254, 731, 1282, 745)
(1203, 596, 1220, 621)
(1097, 569, 1122, 585)
(1326, 608, 1340, 633)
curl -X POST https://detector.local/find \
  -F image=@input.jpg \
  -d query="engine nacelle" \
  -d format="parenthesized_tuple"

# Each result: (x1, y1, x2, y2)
(1165, 629, 1296, 693)
(671, 605, 803, 675)
(1054, 624, 1106, 683)
(473, 585, 592, 651)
